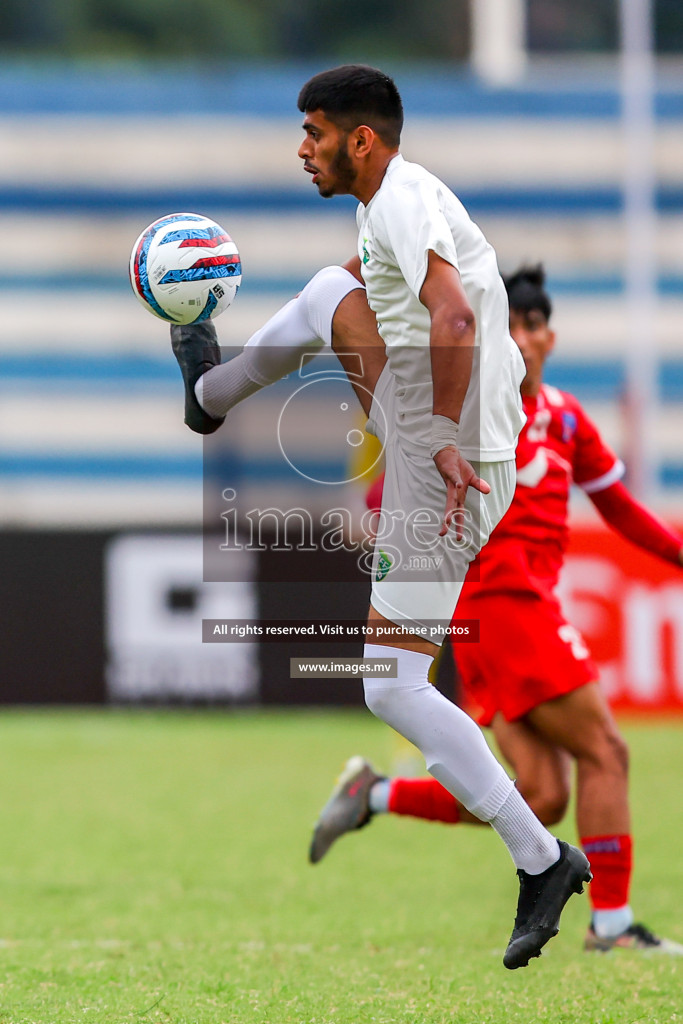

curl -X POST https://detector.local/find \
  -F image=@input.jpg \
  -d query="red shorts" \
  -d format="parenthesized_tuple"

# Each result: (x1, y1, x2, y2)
(453, 590, 597, 727)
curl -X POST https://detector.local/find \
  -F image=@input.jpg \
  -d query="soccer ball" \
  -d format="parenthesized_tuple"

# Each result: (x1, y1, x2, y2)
(129, 212, 241, 324)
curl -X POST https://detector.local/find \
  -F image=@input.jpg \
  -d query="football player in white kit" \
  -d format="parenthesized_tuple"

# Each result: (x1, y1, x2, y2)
(171, 64, 590, 970)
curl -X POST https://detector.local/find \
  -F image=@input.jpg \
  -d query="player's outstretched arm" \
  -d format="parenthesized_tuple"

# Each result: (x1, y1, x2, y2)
(589, 480, 683, 565)
(420, 251, 490, 536)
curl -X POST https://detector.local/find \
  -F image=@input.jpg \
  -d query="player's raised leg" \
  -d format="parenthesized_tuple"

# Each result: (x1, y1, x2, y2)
(171, 265, 366, 433)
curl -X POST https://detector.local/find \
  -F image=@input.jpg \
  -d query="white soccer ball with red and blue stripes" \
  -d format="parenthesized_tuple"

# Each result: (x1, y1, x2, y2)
(129, 212, 241, 324)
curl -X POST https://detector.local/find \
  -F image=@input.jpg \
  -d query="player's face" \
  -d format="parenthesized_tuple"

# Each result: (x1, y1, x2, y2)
(509, 307, 556, 392)
(299, 110, 357, 198)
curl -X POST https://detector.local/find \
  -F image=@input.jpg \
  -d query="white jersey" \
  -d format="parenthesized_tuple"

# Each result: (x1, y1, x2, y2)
(356, 154, 525, 461)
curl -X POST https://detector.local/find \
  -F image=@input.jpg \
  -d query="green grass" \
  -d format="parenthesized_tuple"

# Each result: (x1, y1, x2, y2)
(0, 709, 680, 1023)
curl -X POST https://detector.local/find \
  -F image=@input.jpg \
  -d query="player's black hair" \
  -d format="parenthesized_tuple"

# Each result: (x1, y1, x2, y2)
(503, 264, 553, 321)
(297, 65, 403, 148)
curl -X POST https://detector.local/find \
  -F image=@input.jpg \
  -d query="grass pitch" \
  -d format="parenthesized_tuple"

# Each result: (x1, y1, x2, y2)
(0, 709, 680, 1024)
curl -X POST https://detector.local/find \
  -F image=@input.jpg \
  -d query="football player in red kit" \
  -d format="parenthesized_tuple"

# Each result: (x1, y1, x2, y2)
(310, 265, 683, 955)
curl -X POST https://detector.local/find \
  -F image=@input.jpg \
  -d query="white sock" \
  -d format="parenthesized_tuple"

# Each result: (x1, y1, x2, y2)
(362, 643, 559, 874)
(592, 905, 634, 939)
(489, 786, 560, 875)
(195, 354, 262, 417)
(196, 266, 363, 418)
(369, 779, 391, 814)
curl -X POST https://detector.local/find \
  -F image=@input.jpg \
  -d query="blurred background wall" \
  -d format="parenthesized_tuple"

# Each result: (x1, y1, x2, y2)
(1, 0, 682, 707)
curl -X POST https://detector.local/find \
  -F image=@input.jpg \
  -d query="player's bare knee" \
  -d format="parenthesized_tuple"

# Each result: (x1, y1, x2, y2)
(606, 726, 629, 776)
(580, 723, 629, 778)
(591, 716, 629, 776)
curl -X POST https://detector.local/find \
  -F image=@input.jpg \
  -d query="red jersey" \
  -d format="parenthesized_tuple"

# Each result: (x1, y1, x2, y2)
(475, 384, 623, 596)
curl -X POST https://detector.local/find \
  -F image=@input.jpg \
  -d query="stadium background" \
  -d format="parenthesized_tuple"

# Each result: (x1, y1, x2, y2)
(1, 0, 683, 711)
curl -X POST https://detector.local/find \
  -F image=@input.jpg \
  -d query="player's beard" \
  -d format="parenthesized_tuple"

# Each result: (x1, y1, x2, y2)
(318, 138, 357, 198)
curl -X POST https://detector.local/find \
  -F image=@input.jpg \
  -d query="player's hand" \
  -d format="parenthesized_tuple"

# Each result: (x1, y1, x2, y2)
(433, 445, 491, 538)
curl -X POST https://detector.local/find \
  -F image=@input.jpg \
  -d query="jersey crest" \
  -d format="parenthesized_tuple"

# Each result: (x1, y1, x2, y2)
(375, 549, 393, 581)
(561, 410, 578, 442)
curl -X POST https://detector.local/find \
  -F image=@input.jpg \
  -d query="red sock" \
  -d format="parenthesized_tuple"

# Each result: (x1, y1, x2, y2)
(388, 777, 461, 823)
(580, 834, 633, 910)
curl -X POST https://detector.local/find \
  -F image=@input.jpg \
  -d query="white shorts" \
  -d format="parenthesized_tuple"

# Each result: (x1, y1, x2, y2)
(367, 364, 515, 637)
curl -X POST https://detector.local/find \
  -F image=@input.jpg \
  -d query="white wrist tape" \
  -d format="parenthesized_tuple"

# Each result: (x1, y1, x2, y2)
(430, 414, 460, 459)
